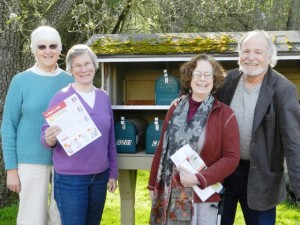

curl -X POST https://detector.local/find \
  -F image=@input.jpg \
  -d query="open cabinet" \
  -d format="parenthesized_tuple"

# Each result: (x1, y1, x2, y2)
(98, 57, 240, 225)
(87, 31, 300, 225)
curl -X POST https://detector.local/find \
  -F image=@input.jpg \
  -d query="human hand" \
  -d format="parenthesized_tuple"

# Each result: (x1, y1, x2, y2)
(170, 95, 184, 106)
(107, 178, 117, 193)
(149, 190, 154, 201)
(45, 125, 61, 147)
(7, 169, 21, 193)
(178, 165, 199, 187)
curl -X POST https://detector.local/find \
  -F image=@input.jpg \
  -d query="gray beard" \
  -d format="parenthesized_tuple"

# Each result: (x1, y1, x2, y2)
(239, 65, 268, 77)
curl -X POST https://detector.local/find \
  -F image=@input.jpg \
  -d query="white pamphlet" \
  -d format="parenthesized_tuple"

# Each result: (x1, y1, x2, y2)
(170, 144, 223, 202)
(43, 93, 101, 156)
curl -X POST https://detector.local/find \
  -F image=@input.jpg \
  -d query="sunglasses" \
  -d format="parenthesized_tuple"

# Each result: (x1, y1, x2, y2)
(37, 44, 58, 50)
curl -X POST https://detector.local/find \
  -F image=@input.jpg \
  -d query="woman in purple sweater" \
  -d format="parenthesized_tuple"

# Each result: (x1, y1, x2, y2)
(41, 44, 118, 225)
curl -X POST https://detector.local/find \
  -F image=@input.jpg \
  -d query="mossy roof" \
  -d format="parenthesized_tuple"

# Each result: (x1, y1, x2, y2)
(86, 31, 300, 56)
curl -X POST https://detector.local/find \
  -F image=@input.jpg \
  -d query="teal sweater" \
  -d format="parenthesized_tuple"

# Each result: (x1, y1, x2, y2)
(1, 68, 74, 170)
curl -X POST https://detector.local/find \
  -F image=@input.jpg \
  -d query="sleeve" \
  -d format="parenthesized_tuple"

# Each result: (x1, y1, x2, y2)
(195, 110, 240, 188)
(279, 83, 300, 200)
(40, 94, 61, 148)
(1, 79, 23, 170)
(107, 102, 118, 180)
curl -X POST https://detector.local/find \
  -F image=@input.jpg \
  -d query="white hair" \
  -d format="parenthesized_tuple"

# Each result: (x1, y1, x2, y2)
(30, 26, 62, 54)
(238, 30, 278, 68)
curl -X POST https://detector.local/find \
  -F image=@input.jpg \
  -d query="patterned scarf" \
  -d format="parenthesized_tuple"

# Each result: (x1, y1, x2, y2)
(150, 94, 215, 225)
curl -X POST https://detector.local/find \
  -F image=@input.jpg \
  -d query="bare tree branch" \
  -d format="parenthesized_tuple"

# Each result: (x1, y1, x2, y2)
(112, 0, 133, 34)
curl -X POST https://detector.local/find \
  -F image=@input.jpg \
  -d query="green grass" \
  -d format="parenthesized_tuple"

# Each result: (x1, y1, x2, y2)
(1, 170, 300, 225)
(0, 204, 17, 225)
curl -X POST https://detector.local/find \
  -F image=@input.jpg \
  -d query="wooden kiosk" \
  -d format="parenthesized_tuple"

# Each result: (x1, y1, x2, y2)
(86, 31, 300, 225)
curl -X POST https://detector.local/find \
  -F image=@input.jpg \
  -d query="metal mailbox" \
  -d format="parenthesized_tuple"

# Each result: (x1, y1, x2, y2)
(114, 117, 148, 153)
(146, 117, 163, 154)
(155, 69, 180, 105)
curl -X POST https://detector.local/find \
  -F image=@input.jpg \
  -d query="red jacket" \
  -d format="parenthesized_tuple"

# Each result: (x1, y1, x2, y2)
(148, 98, 240, 202)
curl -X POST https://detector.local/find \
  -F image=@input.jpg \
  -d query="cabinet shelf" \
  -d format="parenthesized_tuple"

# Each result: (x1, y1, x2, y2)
(112, 105, 170, 110)
(117, 150, 153, 170)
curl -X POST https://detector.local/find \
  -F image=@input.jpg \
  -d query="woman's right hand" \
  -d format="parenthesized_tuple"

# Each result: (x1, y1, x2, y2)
(7, 169, 21, 193)
(149, 190, 154, 201)
(45, 125, 61, 147)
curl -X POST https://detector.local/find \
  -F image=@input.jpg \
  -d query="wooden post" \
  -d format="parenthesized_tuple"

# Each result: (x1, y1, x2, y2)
(118, 170, 137, 225)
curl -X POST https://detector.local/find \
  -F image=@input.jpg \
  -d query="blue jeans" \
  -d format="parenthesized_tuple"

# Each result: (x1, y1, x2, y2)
(221, 162, 276, 225)
(54, 170, 109, 225)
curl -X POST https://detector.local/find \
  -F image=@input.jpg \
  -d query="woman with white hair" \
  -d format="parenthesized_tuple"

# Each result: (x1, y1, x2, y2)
(1, 25, 74, 225)
(41, 44, 118, 225)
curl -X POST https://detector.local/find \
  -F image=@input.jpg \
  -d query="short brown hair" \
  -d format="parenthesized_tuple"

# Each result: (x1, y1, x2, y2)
(179, 54, 225, 95)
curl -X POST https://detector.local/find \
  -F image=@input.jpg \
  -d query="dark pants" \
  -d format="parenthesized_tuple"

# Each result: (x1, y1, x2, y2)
(221, 161, 276, 225)
(54, 170, 109, 225)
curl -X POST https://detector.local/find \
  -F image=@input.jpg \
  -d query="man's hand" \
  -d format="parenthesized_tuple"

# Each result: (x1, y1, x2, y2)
(170, 95, 186, 106)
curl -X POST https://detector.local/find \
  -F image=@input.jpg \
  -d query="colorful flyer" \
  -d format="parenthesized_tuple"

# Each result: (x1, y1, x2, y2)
(43, 93, 101, 156)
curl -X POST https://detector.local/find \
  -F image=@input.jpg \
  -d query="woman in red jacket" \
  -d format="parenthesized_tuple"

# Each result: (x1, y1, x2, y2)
(148, 54, 240, 225)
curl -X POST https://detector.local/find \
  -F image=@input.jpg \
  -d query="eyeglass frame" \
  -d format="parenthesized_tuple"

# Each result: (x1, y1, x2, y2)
(192, 71, 214, 80)
(37, 44, 58, 50)
(71, 62, 94, 71)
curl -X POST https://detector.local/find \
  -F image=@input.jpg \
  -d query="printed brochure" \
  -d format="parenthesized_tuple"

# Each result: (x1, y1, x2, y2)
(170, 144, 223, 202)
(43, 93, 101, 156)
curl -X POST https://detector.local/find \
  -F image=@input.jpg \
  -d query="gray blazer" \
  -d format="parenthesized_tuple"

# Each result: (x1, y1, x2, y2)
(217, 67, 300, 210)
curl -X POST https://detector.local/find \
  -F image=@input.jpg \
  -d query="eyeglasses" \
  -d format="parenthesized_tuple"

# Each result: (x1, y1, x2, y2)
(72, 62, 94, 71)
(37, 44, 58, 50)
(192, 71, 214, 80)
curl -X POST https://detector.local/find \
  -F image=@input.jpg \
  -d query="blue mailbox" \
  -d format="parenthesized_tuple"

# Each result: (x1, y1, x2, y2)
(114, 117, 148, 153)
(146, 117, 163, 154)
(155, 69, 180, 105)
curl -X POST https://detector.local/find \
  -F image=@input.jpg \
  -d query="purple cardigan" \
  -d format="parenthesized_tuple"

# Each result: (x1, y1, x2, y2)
(41, 85, 118, 179)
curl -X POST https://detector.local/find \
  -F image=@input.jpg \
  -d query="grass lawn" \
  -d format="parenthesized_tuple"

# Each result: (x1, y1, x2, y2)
(1, 170, 300, 225)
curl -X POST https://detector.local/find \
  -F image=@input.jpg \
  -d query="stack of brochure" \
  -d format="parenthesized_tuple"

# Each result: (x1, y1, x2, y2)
(170, 144, 222, 202)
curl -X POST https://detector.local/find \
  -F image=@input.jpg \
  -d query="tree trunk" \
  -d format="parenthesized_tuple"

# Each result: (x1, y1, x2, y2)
(0, 0, 21, 208)
(112, 0, 133, 34)
(0, 0, 79, 208)
(20, 0, 81, 69)
(286, 0, 300, 30)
